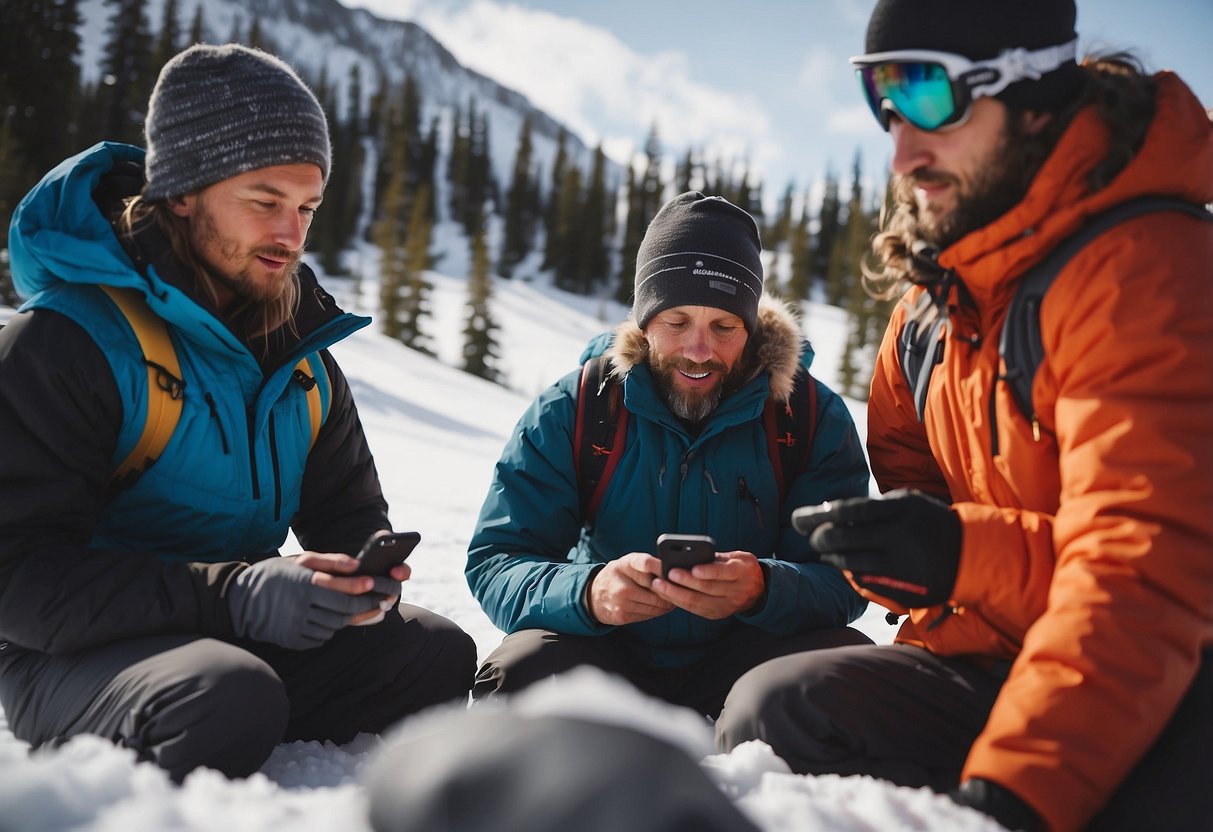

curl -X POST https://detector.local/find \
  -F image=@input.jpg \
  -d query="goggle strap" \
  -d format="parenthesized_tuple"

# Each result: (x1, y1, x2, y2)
(970, 39, 1079, 98)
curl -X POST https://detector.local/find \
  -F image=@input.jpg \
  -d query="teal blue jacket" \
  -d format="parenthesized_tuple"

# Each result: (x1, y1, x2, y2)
(467, 299, 869, 667)
(0, 142, 385, 654)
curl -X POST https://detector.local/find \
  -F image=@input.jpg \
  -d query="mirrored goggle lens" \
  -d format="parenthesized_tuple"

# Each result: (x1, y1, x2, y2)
(857, 62, 959, 131)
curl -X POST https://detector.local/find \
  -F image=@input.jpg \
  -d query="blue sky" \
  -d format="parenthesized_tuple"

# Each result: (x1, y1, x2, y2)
(343, 0, 1212, 208)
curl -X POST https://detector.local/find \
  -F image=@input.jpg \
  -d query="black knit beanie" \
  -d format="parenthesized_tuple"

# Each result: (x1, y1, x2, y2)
(144, 44, 331, 201)
(865, 0, 1084, 113)
(633, 192, 764, 333)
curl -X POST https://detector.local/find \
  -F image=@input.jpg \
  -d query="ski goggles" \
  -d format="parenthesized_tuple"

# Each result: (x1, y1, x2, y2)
(850, 40, 1078, 132)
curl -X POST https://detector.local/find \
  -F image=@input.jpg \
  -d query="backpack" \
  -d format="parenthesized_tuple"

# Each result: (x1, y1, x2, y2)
(100, 285, 328, 491)
(898, 196, 1213, 433)
(572, 353, 819, 525)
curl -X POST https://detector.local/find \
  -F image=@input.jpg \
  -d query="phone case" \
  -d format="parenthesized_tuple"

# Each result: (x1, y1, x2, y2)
(355, 531, 421, 576)
(656, 533, 716, 577)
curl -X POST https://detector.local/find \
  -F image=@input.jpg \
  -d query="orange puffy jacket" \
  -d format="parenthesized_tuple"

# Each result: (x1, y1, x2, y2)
(866, 73, 1213, 831)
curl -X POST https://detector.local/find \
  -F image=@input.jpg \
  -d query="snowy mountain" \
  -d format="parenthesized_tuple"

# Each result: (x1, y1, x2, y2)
(77, 0, 604, 200)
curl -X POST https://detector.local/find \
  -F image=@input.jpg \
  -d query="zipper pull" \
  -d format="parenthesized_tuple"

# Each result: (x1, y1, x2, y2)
(1031, 417, 1041, 442)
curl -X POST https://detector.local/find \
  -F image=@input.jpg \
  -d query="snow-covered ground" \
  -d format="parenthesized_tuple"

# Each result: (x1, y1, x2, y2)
(0, 256, 1001, 830)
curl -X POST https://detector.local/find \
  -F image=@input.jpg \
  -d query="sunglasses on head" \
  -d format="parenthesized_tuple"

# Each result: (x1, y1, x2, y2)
(850, 40, 1077, 132)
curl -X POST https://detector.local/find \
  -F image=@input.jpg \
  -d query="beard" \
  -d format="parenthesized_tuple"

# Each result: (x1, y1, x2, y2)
(648, 350, 749, 424)
(190, 198, 302, 304)
(904, 120, 1035, 251)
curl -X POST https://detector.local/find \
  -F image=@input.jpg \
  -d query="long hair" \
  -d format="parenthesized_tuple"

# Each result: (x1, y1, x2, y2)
(864, 53, 1158, 306)
(117, 195, 300, 341)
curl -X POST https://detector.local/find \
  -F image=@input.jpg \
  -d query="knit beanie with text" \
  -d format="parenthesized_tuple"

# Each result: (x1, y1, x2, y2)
(633, 192, 764, 333)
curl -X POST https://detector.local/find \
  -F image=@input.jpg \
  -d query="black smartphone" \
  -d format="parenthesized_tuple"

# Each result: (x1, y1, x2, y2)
(354, 530, 421, 576)
(656, 533, 717, 577)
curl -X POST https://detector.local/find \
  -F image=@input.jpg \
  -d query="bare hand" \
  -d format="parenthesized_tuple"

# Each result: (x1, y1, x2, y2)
(651, 551, 765, 620)
(587, 552, 675, 626)
(294, 552, 407, 626)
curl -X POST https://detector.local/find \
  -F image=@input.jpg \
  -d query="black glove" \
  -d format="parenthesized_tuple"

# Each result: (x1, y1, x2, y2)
(950, 778, 1041, 832)
(791, 488, 962, 608)
(226, 557, 391, 650)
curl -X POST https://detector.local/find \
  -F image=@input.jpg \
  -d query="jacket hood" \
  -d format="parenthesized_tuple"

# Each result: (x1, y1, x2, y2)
(603, 293, 808, 403)
(9, 142, 150, 301)
(940, 72, 1213, 307)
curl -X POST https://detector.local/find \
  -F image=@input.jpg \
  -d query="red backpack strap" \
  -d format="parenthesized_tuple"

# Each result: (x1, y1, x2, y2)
(764, 367, 818, 504)
(574, 355, 628, 526)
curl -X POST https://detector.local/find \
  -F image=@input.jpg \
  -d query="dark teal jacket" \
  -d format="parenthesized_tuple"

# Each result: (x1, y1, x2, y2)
(467, 298, 869, 667)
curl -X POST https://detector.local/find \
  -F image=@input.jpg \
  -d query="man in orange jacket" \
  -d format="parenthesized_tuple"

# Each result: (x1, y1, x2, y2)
(716, 1, 1213, 830)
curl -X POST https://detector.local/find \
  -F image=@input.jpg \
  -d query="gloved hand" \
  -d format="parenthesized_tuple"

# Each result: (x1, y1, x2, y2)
(226, 557, 388, 650)
(950, 778, 1041, 832)
(791, 488, 962, 608)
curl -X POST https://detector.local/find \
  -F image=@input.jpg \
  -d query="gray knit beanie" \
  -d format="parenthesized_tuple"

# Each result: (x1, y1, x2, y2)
(144, 43, 331, 201)
(633, 192, 764, 333)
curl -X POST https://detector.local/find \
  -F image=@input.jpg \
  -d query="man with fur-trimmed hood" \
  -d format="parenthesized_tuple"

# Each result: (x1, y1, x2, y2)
(466, 191, 872, 716)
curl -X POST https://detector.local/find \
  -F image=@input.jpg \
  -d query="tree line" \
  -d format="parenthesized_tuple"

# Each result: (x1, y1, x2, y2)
(1, 0, 894, 396)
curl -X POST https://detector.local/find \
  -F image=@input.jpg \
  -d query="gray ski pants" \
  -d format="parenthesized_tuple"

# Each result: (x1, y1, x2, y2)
(0, 604, 476, 781)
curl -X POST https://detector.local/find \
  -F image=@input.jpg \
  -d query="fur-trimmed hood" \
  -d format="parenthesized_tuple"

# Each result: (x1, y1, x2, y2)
(603, 294, 806, 402)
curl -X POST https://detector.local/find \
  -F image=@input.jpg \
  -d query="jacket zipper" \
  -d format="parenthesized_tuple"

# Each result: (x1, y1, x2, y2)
(246, 408, 260, 500)
(204, 393, 231, 455)
(737, 477, 764, 529)
(269, 413, 282, 521)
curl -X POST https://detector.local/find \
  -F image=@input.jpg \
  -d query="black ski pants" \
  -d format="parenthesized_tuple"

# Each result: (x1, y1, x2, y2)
(473, 624, 873, 719)
(0, 604, 476, 782)
(715, 643, 1213, 830)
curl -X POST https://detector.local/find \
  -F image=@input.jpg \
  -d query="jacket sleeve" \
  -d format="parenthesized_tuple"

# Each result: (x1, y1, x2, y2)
(0, 310, 241, 655)
(737, 380, 870, 634)
(465, 372, 610, 637)
(961, 215, 1213, 831)
(290, 350, 390, 555)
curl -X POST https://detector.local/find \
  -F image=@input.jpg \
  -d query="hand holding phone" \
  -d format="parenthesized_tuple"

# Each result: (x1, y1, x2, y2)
(354, 530, 421, 576)
(656, 533, 717, 578)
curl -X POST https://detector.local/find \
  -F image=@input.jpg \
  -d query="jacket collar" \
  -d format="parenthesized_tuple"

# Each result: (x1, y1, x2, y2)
(604, 293, 806, 404)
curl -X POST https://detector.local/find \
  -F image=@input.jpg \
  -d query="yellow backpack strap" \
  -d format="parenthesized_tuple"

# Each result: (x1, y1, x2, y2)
(100, 285, 185, 485)
(293, 353, 329, 451)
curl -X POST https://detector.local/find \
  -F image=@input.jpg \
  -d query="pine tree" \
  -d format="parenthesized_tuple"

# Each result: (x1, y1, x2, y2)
(1, 0, 82, 248)
(813, 165, 842, 296)
(446, 104, 469, 226)
(187, 3, 204, 44)
(581, 144, 610, 288)
(499, 117, 536, 277)
(675, 147, 697, 194)
(152, 0, 181, 76)
(542, 128, 568, 270)
(826, 152, 865, 306)
(100, 0, 154, 144)
(785, 189, 813, 301)
(399, 184, 435, 354)
(616, 124, 664, 303)
(373, 142, 409, 340)
(552, 164, 584, 292)
(462, 226, 500, 382)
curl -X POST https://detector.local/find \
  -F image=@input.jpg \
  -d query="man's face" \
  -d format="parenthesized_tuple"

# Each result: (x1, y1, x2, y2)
(645, 305, 750, 423)
(889, 97, 1039, 249)
(170, 163, 324, 308)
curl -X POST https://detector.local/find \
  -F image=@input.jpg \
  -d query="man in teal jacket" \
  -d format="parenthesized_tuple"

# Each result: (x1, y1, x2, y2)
(467, 192, 871, 716)
(0, 44, 474, 781)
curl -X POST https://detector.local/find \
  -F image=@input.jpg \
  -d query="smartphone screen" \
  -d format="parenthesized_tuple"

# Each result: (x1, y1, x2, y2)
(354, 531, 421, 576)
(656, 533, 716, 578)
